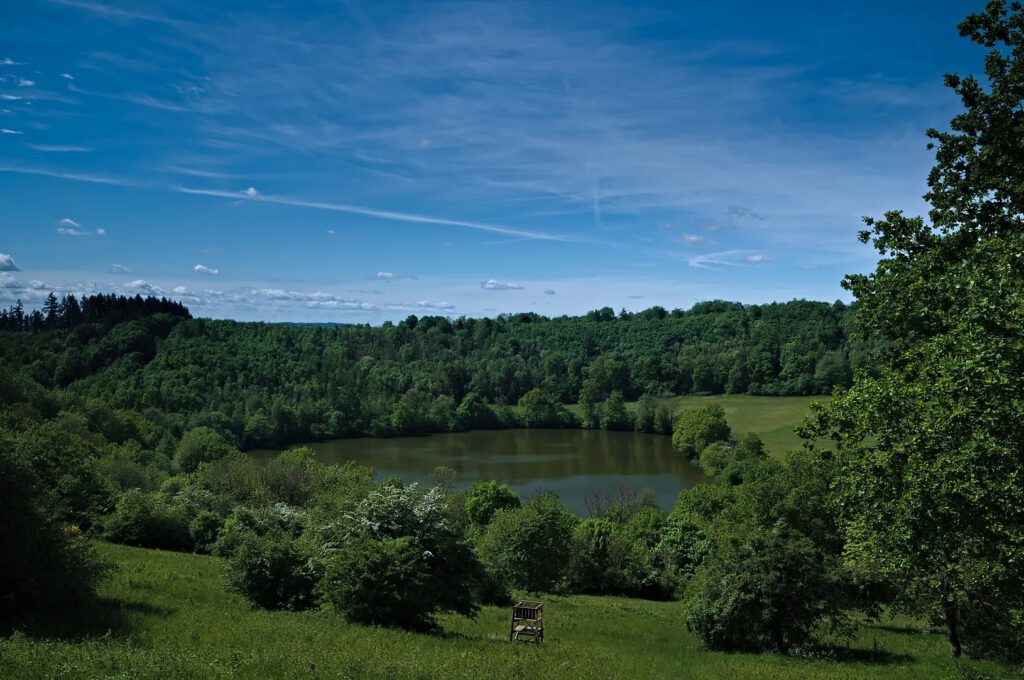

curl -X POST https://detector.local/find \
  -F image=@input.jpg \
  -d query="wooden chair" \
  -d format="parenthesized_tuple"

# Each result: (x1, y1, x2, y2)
(509, 601, 544, 643)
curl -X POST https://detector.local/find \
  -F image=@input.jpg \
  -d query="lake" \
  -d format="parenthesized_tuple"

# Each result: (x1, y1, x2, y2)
(250, 429, 707, 514)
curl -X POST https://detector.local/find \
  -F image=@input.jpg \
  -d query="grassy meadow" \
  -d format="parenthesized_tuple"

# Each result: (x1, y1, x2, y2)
(0, 542, 1010, 680)
(568, 394, 828, 456)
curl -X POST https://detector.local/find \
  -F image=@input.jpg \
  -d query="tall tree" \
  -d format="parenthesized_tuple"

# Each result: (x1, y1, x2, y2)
(806, 1, 1024, 660)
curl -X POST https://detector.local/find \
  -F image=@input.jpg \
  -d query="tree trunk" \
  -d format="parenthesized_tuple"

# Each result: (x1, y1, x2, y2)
(771, 620, 787, 654)
(942, 600, 961, 658)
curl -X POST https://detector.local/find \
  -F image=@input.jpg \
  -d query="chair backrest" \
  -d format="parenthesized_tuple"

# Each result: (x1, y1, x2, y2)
(513, 602, 543, 621)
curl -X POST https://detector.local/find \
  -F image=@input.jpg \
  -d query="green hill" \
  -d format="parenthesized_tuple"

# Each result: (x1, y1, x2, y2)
(0, 543, 1003, 679)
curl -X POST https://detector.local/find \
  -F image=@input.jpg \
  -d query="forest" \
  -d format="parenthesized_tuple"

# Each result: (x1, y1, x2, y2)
(3, 1, 1024, 676)
(0, 294, 861, 448)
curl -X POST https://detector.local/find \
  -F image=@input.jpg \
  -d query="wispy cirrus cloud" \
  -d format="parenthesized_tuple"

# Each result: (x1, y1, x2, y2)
(111, 263, 131, 274)
(194, 264, 219, 276)
(0, 165, 138, 187)
(29, 144, 91, 152)
(175, 186, 572, 242)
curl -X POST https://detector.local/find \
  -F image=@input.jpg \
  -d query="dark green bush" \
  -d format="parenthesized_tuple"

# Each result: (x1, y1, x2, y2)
(477, 492, 577, 593)
(103, 490, 192, 551)
(464, 480, 520, 528)
(0, 449, 110, 620)
(315, 484, 484, 629)
(224, 530, 317, 611)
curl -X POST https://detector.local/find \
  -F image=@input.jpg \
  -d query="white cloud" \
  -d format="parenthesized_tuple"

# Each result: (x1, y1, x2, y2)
(745, 254, 769, 264)
(0, 253, 20, 271)
(110, 264, 131, 274)
(0, 58, 22, 66)
(60, 73, 74, 80)
(172, 286, 188, 294)
(194, 264, 220, 276)
(688, 250, 745, 269)
(56, 217, 85, 235)
(123, 279, 164, 296)
(0, 129, 23, 135)
(29, 144, 90, 152)
(480, 279, 524, 290)
(17, 78, 34, 87)
(242, 186, 260, 198)
(326, 229, 335, 236)
(680, 234, 706, 246)
(0, 95, 22, 101)
(375, 271, 417, 280)
(55, 217, 104, 236)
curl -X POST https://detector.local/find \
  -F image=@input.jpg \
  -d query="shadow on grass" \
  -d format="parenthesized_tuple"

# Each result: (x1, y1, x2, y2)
(0, 596, 175, 641)
(870, 623, 940, 636)
(811, 645, 915, 665)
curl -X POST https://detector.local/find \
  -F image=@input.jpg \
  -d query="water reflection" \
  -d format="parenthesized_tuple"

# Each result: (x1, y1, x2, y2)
(250, 429, 707, 514)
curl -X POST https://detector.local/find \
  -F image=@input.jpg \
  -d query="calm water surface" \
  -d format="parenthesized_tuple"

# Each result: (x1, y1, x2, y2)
(250, 429, 707, 513)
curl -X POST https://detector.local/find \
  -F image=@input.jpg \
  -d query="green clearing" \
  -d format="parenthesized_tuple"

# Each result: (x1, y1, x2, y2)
(568, 395, 828, 456)
(0, 543, 1007, 679)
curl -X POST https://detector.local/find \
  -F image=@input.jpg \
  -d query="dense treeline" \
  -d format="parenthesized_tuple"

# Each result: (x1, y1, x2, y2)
(0, 293, 190, 332)
(0, 296, 864, 449)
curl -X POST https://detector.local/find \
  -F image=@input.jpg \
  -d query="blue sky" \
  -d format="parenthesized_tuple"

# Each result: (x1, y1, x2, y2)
(0, 0, 983, 322)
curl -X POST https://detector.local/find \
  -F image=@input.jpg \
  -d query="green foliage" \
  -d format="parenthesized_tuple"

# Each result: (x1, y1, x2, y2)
(264, 446, 321, 506)
(224, 530, 317, 611)
(0, 418, 112, 530)
(599, 390, 632, 431)
(174, 426, 239, 474)
(464, 480, 520, 528)
(0, 449, 110, 620)
(803, 1, 1024, 660)
(684, 522, 837, 652)
(188, 510, 223, 554)
(681, 455, 854, 652)
(477, 492, 578, 593)
(315, 484, 484, 629)
(672, 404, 731, 458)
(103, 490, 193, 552)
(454, 392, 503, 431)
(516, 388, 576, 428)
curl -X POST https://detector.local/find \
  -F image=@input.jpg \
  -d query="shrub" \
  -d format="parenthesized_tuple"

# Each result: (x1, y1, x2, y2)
(0, 449, 110, 619)
(464, 480, 520, 528)
(671, 405, 730, 459)
(477, 492, 578, 593)
(515, 389, 576, 428)
(265, 447, 320, 506)
(103, 489, 192, 551)
(174, 426, 239, 473)
(224, 530, 317, 611)
(315, 484, 484, 629)
(212, 503, 304, 557)
(189, 510, 223, 554)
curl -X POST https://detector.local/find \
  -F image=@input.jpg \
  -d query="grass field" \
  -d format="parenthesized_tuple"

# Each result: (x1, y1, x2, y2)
(0, 543, 1010, 679)
(568, 395, 828, 456)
